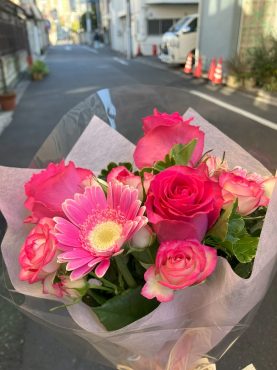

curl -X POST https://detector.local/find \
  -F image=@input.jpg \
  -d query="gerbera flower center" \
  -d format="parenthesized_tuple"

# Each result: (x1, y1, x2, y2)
(88, 221, 122, 251)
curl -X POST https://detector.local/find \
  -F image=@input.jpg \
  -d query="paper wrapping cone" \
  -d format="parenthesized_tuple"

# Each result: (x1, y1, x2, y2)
(0, 110, 276, 370)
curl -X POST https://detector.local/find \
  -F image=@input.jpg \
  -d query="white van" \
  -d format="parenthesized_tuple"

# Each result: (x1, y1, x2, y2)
(159, 14, 198, 65)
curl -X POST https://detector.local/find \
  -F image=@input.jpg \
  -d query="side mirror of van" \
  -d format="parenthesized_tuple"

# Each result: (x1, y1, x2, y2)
(182, 26, 191, 33)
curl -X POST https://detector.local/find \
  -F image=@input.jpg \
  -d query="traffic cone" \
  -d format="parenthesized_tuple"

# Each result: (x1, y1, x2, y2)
(152, 44, 158, 56)
(183, 52, 193, 74)
(208, 58, 216, 81)
(213, 57, 223, 84)
(137, 43, 142, 57)
(193, 56, 202, 78)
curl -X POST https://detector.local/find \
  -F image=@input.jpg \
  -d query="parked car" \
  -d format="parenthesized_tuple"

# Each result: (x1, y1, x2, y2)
(159, 14, 198, 65)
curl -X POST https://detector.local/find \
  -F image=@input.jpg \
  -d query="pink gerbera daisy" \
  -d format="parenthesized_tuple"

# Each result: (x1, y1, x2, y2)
(54, 182, 147, 280)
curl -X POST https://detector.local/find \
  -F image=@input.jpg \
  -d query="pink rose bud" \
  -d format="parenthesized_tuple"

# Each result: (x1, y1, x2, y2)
(142, 240, 217, 302)
(205, 155, 228, 180)
(107, 166, 153, 201)
(262, 176, 276, 199)
(131, 225, 154, 248)
(43, 274, 87, 298)
(19, 218, 59, 284)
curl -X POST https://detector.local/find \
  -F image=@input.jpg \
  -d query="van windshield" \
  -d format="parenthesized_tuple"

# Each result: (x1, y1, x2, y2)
(169, 17, 190, 32)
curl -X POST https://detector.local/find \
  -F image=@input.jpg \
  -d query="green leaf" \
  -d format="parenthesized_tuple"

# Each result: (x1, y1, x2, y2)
(169, 139, 197, 165)
(206, 200, 259, 267)
(232, 235, 259, 263)
(234, 261, 253, 279)
(208, 204, 234, 241)
(92, 287, 159, 331)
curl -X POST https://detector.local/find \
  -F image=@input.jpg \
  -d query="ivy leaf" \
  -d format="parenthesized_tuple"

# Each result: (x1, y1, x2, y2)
(232, 235, 259, 263)
(169, 139, 197, 165)
(92, 287, 159, 331)
(206, 199, 259, 266)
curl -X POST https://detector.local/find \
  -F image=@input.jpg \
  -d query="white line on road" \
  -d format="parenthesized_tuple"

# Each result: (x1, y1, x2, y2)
(190, 90, 277, 131)
(81, 46, 98, 54)
(113, 57, 129, 66)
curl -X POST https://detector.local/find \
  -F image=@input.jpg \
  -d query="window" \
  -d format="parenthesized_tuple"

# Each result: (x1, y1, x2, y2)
(188, 18, 198, 33)
(148, 20, 160, 35)
(147, 19, 174, 35)
(161, 19, 174, 34)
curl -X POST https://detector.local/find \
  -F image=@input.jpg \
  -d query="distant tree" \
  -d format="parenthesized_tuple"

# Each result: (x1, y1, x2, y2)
(80, 9, 97, 31)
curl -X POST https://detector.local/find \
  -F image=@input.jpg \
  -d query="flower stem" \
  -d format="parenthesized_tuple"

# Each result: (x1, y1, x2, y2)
(89, 285, 114, 293)
(89, 272, 119, 291)
(115, 255, 137, 289)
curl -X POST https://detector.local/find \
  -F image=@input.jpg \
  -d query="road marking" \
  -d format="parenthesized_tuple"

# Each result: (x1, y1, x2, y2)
(81, 46, 98, 54)
(190, 90, 277, 131)
(113, 57, 129, 66)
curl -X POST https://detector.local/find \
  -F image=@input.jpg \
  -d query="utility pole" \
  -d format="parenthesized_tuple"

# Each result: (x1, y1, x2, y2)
(86, 0, 92, 45)
(126, 0, 132, 59)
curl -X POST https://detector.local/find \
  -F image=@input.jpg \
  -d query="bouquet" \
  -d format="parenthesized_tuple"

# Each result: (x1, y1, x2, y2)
(0, 109, 276, 370)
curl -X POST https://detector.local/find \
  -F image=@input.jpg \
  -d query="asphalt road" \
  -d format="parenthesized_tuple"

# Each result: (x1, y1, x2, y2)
(0, 45, 276, 370)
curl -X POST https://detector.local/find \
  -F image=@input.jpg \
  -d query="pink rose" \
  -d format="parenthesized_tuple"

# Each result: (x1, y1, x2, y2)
(19, 218, 59, 283)
(142, 240, 217, 302)
(24, 160, 93, 223)
(107, 166, 153, 200)
(145, 165, 223, 241)
(133, 110, 204, 169)
(142, 108, 193, 133)
(219, 168, 273, 215)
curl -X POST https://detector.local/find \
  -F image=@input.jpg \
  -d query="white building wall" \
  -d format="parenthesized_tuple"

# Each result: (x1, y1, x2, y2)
(100, 0, 198, 56)
(137, 3, 198, 55)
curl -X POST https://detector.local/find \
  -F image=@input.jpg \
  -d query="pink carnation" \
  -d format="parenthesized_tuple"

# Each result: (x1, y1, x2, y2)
(24, 160, 93, 223)
(142, 240, 217, 302)
(133, 109, 204, 169)
(19, 218, 59, 283)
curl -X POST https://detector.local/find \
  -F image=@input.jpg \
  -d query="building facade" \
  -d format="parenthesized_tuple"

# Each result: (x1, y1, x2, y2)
(197, 0, 277, 70)
(100, 0, 198, 56)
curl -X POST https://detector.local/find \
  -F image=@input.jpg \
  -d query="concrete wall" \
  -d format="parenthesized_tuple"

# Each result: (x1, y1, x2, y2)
(198, 0, 242, 70)
(238, 0, 277, 61)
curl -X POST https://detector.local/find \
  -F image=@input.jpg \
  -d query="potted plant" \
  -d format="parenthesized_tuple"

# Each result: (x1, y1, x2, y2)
(30, 60, 49, 81)
(226, 56, 249, 89)
(0, 59, 16, 111)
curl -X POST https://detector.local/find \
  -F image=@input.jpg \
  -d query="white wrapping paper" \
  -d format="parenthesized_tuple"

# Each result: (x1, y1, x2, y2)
(0, 110, 276, 370)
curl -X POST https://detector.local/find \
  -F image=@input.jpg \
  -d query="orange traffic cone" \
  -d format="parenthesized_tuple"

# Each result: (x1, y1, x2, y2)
(193, 56, 202, 78)
(183, 52, 193, 74)
(213, 57, 223, 84)
(152, 44, 158, 56)
(208, 58, 216, 81)
(137, 43, 142, 56)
